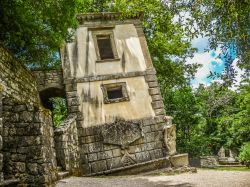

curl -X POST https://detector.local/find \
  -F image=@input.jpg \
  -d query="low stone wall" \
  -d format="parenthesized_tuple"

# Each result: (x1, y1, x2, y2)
(54, 114, 80, 174)
(32, 70, 64, 91)
(200, 156, 219, 168)
(2, 98, 57, 186)
(78, 116, 167, 175)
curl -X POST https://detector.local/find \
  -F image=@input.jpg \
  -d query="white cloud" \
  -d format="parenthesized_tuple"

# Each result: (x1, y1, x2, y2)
(186, 48, 223, 88)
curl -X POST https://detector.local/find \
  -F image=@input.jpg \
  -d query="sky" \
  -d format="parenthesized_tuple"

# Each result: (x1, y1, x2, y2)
(186, 36, 244, 89)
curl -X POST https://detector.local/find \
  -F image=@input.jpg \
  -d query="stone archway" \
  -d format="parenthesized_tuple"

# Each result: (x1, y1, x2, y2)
(39, 87, 67, 110)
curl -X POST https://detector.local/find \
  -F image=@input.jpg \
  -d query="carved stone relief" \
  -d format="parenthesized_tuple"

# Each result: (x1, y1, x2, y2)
(101, 119, 142, 166)
(164, 124, 177, 156)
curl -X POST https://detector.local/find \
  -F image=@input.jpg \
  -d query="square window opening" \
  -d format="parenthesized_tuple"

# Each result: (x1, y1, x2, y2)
(107, 86, 123, 100)
(101, 82, 129, 104)
(97, 35, 114, 60)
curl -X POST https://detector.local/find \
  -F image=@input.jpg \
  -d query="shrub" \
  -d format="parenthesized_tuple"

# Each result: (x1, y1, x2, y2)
(238, 142, 250, 168)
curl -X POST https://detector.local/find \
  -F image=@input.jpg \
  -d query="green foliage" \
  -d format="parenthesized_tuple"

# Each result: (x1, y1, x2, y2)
(238, 142, 250, 166)
(49, 97, 68, 127)
(171, 0, 250, 70)
(1, 0, 249, 159)
(0, 0, 80, 68)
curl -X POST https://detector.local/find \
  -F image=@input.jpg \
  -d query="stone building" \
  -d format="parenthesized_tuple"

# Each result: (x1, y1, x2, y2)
(59, 12, 171, 175)
(0, 12, 179, 186)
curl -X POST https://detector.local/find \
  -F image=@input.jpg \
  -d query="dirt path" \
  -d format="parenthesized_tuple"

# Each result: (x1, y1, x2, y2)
(55, 169, 250, 187)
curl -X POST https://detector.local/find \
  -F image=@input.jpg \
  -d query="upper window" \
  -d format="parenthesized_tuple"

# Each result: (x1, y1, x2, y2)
(92, 29, 119, 62)
(96, 35, 114, 60)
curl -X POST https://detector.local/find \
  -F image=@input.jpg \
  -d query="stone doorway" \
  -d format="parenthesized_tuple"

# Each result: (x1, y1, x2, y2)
(39, 87, 68, 170)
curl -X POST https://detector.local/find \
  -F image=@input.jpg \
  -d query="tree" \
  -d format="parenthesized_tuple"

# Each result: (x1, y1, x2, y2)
(0, 0, 80, 68)
(170, 0, 250, 80)
(238, 142, 250, 167)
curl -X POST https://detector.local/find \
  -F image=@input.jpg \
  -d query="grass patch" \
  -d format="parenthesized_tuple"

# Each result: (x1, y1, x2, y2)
(202, 166, 250, 172)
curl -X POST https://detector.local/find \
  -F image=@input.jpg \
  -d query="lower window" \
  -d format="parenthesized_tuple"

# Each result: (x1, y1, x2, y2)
(101, 82, 129, 104)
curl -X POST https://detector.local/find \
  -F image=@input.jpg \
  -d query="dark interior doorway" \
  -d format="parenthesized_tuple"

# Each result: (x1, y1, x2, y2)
(39, 87, 66, 110)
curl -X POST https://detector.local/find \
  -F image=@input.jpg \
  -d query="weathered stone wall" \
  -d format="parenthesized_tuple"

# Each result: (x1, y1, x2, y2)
(32, 70, 64, 91)
(78, 116, 166, 175)
(54, 114, 80, 174)
(2, 98, 57, 186)
(200, 156, 219, 168)
(0, 45, 39, 105)
(0, 85, 4, 184)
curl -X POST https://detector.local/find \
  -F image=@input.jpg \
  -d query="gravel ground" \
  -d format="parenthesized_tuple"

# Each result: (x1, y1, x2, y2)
(55, 169, 250, 187)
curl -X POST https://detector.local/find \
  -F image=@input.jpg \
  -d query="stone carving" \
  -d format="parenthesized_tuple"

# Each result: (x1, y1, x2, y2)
(101, 119, 142, 147)
(121, 148, 136, 166)
(218, 146, 226, 158)
(101, 119, 142, 166)
(164, 124, 177, 156)
(228, 149, 236, 162)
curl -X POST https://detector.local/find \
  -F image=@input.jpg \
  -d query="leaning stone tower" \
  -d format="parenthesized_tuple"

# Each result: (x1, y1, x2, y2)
(61, 12, 172, 175)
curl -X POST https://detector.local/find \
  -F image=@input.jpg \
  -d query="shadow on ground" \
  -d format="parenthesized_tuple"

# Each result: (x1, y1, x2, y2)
(56, 176, 194, 187)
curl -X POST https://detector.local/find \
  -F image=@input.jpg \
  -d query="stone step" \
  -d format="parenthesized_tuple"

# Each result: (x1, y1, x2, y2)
(58, 171, 70, 180)
(2, 179, 20, 186)
(57, 166, 63, 172)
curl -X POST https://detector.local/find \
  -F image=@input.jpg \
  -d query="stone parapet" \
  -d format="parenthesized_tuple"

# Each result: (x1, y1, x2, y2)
(54, 114, 80, 174)
(32, 69, 64, 91)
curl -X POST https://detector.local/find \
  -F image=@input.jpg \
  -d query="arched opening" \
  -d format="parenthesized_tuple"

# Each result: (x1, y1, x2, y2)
(39, 87, 68, 127)
(39, 87, 69, 170)
(39, 87, 66, 110)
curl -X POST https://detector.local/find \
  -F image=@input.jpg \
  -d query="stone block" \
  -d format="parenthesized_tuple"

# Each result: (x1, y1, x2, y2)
(142, 125, 151, 133)
(107, 157, 122, 170)
(149, 150, 156, 159)
(112, 149, 121, 157)
(135, 151, 151, 162)
(66, 91, 78, 98)
(27, 163, 38, 175)
(154, 116, 165, 123)
(151, 94, 162, 101)
(20, 111, 33, 122)
(200, 156, 219, 168)
(151, 101, 164, 109)
(147, 81, 158, 88)
(170, 153, 189, 168)
(88, 153, 98, 162)
(88, 142, 103, 153)
(146, 68, 156, 75)
(154, 108, 165, 116)
(145, 74, 157, 82)
(145, 132, 155, 142)
(104, 150, 113, 158)
(14, 105, 27, 112)
(15, 162, 26, 173)
(154, 149, 163, 159)
(148, 88, 160, 95)
(97, 152, 106, 160)
(69, 106, 79, 113)
(85, 136, 95, 144)
(155, 141, 163, 149)
(91, 160, 107, 173)
(142, 118, 155, 126)
(146, 142, 155, 150)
